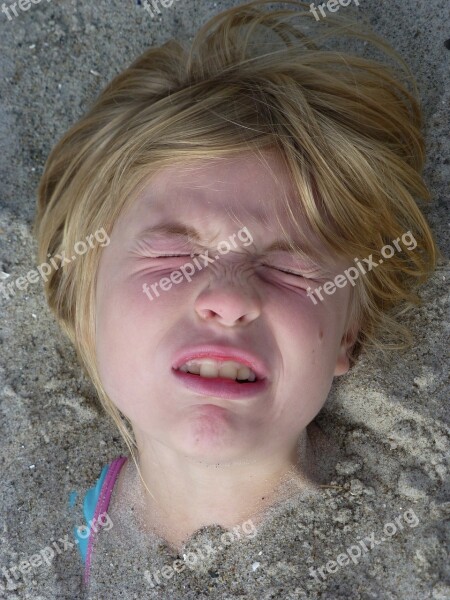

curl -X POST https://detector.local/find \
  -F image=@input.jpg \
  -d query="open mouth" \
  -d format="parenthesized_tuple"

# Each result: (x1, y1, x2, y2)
(176, 359, 260, 384)
(172, 355, 269, 399)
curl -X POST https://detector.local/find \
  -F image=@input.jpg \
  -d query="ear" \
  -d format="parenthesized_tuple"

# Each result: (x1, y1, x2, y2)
(334, 323, 359, 376)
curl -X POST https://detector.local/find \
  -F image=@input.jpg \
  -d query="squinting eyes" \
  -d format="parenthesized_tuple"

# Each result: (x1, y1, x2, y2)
(133, 239, 321, 276)
(153, 254, 316, 279)
(153, 253, 203, 258)
(263, 265, 309, 278)
(262, 264, 322, 279)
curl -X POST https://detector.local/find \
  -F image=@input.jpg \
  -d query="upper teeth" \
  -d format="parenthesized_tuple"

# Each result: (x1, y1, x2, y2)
(178, 359, 257, 382)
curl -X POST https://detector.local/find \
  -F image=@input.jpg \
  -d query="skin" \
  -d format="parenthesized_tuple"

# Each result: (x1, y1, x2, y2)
(95, 148, 357, 549)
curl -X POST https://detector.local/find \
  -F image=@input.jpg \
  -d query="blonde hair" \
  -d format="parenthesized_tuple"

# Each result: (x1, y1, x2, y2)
(34, 0, 438, 456)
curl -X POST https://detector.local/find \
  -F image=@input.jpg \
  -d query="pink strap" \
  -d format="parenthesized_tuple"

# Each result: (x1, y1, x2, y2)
(84, 456, 127, 586)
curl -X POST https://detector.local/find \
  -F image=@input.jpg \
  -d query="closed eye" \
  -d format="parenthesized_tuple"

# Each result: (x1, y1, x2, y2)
(156, 253, 202, 258)
(263, 264, 311, 278)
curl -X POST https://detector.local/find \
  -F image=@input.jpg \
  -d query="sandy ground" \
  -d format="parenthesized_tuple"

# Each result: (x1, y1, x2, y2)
(0, 0, 448, 599)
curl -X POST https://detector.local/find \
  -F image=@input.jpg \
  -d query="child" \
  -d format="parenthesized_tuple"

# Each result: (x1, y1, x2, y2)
(33, 0, 437, 590)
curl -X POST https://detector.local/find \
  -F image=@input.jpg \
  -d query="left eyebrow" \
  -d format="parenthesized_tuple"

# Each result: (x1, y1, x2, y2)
(136, 222, 203, 241)
(265, 239, 308, 254)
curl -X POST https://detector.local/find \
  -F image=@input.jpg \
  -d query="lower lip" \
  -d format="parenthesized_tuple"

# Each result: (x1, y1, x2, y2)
(172, 369, 269, 399)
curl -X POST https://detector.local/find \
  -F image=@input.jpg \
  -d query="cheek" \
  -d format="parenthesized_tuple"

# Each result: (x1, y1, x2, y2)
(94, 270, 151, 400)
(96, 264, 177, 342)
(273, 298, 346, 425)
(94, 299, 130, 407)
(268, 286, 348, 377)
(95, 261, 190, 408)
(268, 286, 339, 344)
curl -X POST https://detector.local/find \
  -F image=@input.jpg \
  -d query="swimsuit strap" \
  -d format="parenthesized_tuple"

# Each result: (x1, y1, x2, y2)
(78, 456, 128, 586)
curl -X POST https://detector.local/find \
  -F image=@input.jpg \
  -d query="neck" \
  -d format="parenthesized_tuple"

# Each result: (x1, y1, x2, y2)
(123, 430, 317, 550)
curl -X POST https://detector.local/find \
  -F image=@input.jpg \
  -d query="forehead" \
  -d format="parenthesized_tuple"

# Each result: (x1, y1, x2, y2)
(121, 150, 303, 237)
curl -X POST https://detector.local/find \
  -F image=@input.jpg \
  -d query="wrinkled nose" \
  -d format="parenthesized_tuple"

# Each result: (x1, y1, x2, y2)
(194, 258, 261, 327)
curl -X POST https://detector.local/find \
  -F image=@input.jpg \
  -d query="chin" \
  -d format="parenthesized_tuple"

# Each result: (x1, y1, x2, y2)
(173, 414, 259, 464)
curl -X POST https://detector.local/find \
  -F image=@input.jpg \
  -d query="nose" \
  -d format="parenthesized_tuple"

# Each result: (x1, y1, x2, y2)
(194, 261, 262, 327)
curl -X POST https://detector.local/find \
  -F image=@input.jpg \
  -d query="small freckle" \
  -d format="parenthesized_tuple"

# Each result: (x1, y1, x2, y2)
(319, 330, 324, 339)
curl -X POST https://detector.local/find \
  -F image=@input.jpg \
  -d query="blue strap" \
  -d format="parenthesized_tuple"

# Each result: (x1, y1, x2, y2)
(71, 464, 110, 565)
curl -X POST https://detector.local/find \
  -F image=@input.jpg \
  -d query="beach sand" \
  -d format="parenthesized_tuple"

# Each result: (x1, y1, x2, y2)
(0, 0, 448, 598)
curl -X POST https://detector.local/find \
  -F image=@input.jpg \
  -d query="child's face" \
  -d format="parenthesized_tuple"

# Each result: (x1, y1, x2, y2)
(95, 149, 355, 464)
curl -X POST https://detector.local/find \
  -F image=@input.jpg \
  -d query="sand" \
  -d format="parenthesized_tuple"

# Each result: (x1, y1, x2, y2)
(0, 0, 448, 598)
